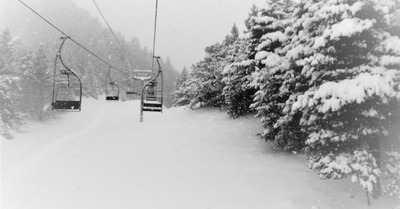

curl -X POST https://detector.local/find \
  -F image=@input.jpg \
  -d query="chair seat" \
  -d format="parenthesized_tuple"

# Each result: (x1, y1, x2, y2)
(52, 100, 81, 110)
(142, 107, 162, 112)
(146, 96, 157, 101)
(106, 96, 119, 101)
(142, 101, 162, 112)
(143, 102, 162, 107)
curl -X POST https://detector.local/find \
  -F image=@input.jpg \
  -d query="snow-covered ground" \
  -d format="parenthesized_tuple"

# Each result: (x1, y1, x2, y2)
(1, 98, 398, 209)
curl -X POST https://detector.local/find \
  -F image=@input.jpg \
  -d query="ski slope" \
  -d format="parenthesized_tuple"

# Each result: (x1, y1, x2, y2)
(1, 99, 398, 209)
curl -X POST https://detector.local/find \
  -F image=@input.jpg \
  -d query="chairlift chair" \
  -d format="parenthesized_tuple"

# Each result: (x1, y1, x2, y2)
(105, 67, 120, 101)
(139, 0, 163, 122)
(140, 56, 163, 121)
(127, 70, 153, 97)
(126, 76, 139, 95)
(51, 37, 82, 111)
(126, 85, 137, 95)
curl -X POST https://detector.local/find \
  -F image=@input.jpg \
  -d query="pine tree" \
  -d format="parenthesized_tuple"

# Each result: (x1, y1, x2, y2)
(242, 0, 400, 199)
(283, 0, 400, 198)
(225, 24, 239, 45)
(0, 28, 16, 74)
(242, 0, 299, 147)
(162, 57, 179, 108)
(0, 29, 23, 138)
(175, 67, 189, 89)
(20, 45, 53, 120)
(173, 77, 198, 107)
(222, 38, 256, 118)
(186, 42, 227, 108)
(244, 4, 259, 33)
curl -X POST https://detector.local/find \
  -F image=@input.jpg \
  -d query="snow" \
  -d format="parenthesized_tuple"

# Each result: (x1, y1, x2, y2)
(258, 31, 287, 50)
(1, 98, 398, 209)
(329, 18, 374, 40)
(286, 45, 313, 60)
(251, 16, 276, 25)
(292, 72, 399, 113)
(382, 36, 400, 54)
(381, 55, 400, 66)
(255, 51, 268, 61)
(313, 36, 327, 49)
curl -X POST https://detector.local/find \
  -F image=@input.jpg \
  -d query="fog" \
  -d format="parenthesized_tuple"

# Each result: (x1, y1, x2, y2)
(1, 0, 266, 70)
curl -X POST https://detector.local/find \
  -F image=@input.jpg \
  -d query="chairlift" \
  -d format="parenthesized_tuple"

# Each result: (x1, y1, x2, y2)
(126, 84, 137, 95)
(105, 67, 120, 101)
(139, 0, 163, 122)
(126, 75, 139, 95)
(51, 37, 82, 111)
(140, 56, 163, 122)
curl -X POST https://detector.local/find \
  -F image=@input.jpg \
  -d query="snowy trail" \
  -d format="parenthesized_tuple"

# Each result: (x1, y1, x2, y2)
(1, 99, 397, 209)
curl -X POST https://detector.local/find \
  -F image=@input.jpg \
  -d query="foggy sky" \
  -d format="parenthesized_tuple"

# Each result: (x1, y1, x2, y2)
(72, 0, 267, 71)
(2, 0, 266, 71)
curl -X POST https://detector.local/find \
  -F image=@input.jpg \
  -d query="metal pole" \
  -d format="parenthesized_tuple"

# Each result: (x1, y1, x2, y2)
(151, 0, 159, 73)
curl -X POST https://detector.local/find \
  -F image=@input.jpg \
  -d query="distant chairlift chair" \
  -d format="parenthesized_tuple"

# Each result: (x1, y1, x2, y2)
(51, 37, 82, 111)
(105, 67, 120, 101)
(126, 83, 137, 95)
(126, 69, 154, 97)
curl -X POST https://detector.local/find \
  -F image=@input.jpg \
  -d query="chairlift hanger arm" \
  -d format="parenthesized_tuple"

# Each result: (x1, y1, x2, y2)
(154, 56, 162, 72)
(141, 56, 163, 102)
(51, 37, 83, 111)
(107, 66, 112, 78)
(57, 37, 82, 84)
(147, 56, 162, 82)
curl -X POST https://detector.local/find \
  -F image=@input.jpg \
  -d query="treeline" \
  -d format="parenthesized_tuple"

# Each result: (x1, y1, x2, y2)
(0, 0, 178, 138)
(174, 0, 400, 200)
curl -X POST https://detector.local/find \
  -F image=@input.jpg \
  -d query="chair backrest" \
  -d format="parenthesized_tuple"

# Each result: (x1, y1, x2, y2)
(133, 70, 154, 81)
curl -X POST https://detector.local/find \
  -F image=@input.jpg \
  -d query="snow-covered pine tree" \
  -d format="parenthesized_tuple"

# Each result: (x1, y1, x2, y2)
(222, 37, 256, 118)
(173, 67, 191, 106)
(173, 78, 198, 107)
(0, 29, 24, 138)
(161, 57, 179, 108)
(175, 67, 189, 90)
(221, 23, 258, 118)
(225, 24, 239, 46)
(20, 45, 53, 120)
(181, 40, 228, 108)
(182, 24, 248, 109)
(190, 45, 225, 107)
(285, 0, 400, 198)
(243, 0, 302, 149)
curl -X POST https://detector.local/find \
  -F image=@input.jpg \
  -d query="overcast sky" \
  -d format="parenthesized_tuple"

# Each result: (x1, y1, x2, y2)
(69, 0, 266, 71)
(1, 0, 266, 70)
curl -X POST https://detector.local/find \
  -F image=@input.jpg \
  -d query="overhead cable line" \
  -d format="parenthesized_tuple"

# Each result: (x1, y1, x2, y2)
(91, 0, 131, 66)
(17, 0, 129, 77)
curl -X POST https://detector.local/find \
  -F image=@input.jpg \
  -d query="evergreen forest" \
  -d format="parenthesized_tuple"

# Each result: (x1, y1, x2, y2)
(173, 0, 400, 201)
